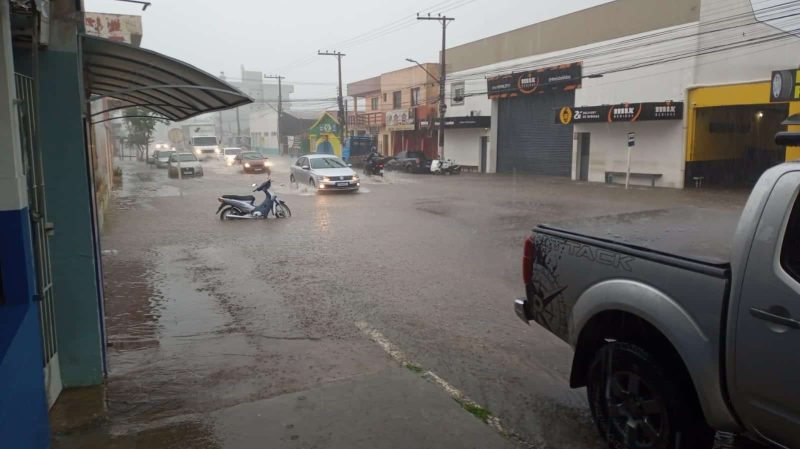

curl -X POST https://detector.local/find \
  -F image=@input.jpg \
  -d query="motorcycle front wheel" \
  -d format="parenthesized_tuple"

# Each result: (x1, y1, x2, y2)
(275, 203, 291, 218)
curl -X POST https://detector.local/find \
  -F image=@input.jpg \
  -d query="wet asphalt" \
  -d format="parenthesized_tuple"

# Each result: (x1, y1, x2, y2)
(50, 157, 748, 449)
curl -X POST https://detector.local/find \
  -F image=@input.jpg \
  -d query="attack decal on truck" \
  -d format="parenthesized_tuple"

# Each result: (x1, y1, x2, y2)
(563, 241, 634, 272)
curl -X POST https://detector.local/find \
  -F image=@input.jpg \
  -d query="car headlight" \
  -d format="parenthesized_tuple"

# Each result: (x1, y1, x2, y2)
(352, 173, 359, 180)
(244, 163, 251, 168)
(265, 161, 273, 167)
(195, 149, 201, 155)
(214, 147, 220, 154)
(322, 177, 331, 182)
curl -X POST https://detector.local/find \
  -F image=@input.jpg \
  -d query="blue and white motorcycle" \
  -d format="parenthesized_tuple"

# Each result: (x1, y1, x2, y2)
(216, 179, 291, 220)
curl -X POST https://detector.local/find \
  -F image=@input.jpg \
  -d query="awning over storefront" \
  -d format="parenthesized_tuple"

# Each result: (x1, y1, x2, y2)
(82, 35, 252, 121)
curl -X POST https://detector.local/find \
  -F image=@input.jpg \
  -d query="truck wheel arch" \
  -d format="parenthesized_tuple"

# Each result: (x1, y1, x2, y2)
(568, 280, 740, 432)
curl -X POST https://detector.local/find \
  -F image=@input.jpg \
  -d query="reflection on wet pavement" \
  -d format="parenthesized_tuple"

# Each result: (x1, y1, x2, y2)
(52, 158, 748, 449)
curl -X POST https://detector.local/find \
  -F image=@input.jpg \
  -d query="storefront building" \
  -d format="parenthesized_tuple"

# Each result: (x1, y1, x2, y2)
(490, 63, 581, 175)
(2, 3, 251, 447)
(443, 0, 800, 188)
(348, 63, 440, 157)
(433, 115, 490, 171)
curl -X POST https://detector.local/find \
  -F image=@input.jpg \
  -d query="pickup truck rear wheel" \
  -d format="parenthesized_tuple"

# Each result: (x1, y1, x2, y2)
(587, 342, 712, 449)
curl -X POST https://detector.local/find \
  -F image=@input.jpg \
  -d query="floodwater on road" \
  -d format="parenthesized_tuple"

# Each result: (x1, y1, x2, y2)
(51, 156, 748, 449)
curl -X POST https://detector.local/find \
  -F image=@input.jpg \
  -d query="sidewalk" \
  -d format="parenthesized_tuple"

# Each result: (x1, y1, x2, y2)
(52, 367, 516, 449)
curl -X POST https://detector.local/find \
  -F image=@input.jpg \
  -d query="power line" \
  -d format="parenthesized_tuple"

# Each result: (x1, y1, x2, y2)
(445, 0, 800, 85)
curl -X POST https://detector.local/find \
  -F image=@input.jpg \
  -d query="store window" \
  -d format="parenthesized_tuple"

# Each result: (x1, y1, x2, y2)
(371, 97, 379, 110)
(411, 87, 421, 107)
(393, 91, 402, 109)
(451, 82, 465, 106)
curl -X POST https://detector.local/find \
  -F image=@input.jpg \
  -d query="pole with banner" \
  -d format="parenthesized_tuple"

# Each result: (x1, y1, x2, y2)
(626, 131, 635, 190)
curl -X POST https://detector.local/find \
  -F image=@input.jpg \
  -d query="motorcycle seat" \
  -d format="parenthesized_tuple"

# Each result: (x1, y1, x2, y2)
(222, 194, 255, 202)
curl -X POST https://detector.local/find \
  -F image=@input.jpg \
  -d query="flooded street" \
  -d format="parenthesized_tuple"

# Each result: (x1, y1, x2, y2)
(51, 158, 747, 449)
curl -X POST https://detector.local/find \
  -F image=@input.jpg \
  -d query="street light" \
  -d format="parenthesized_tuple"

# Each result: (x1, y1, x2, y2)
(405, 58, 440, 83)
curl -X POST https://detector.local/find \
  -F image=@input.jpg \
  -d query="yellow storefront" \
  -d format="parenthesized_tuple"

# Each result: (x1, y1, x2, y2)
(685, 81, 800, 187)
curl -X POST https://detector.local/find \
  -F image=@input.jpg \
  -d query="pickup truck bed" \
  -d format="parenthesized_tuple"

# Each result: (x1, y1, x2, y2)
(540, 206, 741, 265)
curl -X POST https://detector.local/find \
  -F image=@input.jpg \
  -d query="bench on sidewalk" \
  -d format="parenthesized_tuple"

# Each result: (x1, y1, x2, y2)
(605, 171, 663, 187)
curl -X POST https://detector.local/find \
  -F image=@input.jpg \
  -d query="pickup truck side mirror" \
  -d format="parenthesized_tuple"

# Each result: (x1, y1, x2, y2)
(775, 132, 800, 146)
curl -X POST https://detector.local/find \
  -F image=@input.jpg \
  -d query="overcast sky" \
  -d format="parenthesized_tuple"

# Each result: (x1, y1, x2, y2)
(85, 0, 611, 105)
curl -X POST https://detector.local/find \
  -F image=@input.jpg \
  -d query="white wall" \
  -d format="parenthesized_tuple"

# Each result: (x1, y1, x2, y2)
(695, 0, 800, 86)
(249, 109, 278, 149)
(444, 129, 487, 167)
(446, 22, 699, 181)
(0, 0, 26, 211)
(445, 76, 491, 118)
(576, 121, 686, 188)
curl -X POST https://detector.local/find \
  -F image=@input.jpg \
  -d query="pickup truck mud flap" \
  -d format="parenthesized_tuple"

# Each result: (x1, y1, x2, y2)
(514, 298, 531, 323)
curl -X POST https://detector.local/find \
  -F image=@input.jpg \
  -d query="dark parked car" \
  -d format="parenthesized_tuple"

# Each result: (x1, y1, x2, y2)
(385, 151, 431, 173)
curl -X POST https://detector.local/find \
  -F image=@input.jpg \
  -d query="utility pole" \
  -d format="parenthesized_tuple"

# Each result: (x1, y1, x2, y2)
(235, 107, 241, 137)
(265, 74, 285, 155)
(417, 13, 454, 159)
(318, 50, 347, 142)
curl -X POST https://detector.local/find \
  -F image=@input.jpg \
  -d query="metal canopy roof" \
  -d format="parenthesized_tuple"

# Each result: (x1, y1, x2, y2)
(82, 35, 252, 122)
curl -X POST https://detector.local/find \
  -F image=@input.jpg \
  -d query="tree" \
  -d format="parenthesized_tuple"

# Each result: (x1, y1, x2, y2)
(123, 107, 168, 161)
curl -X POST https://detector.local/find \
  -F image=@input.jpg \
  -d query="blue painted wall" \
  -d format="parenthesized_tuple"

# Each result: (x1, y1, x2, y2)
(35, 48, 104, 387)
(0, 208, 50, 448)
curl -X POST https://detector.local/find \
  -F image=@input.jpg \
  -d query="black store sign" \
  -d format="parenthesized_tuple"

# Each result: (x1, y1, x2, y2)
(487, 62, 582, 99)
(425, 116, 491, 129)
(555, 101, 684, 124)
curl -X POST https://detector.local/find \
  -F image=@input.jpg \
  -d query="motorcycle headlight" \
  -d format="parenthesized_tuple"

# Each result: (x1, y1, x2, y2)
(244, 163, 251, 168)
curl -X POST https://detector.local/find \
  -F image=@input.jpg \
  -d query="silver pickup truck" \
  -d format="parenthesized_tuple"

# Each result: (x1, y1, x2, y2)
(515, 160, 800, 448)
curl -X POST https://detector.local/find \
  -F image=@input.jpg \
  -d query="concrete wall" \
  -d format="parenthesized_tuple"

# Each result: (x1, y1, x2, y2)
(694, 0, 800, 86)
(573, 23, 698, 188)
(0, 2, 50, 447)
(23, 0, 106, 388)
(446, 21, 698, 181)
(380, 64, 440, 110)
(249, 108, 278, 150)
(445, 0, 700, 73)
(444, 129, 488, 167)
(90, 100, 115, 231)
(577, 121, 686, 187)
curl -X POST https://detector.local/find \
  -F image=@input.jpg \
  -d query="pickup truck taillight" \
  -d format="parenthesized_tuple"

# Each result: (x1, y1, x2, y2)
(523, 236, 535, 284)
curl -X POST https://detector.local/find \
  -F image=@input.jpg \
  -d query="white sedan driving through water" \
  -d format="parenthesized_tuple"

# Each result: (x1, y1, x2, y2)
(290, 154, 360, 192)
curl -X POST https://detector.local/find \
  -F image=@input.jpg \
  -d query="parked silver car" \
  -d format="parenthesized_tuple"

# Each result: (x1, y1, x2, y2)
(155, 149, 176, 168)
(290, 154, 359, 192)
(167, 153, 203, 178)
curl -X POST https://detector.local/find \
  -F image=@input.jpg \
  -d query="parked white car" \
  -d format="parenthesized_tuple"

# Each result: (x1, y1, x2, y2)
(290, 154, 359, 192)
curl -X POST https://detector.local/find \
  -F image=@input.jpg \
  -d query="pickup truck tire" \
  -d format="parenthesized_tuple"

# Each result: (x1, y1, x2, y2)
(587, 342, 713, 449)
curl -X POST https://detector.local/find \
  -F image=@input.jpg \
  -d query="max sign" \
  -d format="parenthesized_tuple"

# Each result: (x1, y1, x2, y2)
(487, 62, 582, 99)
(556, 101, 684, 124)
